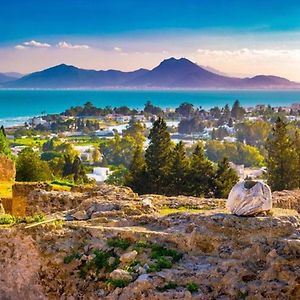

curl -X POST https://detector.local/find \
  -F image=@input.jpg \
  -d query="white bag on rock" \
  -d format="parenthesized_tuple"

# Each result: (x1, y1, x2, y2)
(227, 181, 272, 216)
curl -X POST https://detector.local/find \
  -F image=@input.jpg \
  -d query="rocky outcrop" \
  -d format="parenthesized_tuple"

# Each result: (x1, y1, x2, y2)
(273, 189, 300, 212)
(0, 155, 15, 181)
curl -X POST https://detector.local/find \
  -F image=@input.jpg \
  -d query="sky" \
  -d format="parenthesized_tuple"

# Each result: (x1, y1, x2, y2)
(2, 0, 300, 80)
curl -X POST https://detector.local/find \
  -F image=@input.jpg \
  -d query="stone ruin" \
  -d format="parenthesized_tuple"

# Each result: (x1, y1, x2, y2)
(227, 180, 272, 216)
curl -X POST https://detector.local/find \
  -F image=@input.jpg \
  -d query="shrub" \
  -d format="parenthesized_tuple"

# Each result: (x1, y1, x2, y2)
(107, 238, 131, 250)
(150, 244, 182, 262)
(0, 214, 16, 225)
(106, 278, 130, 288)
(186, 283, 199, 293)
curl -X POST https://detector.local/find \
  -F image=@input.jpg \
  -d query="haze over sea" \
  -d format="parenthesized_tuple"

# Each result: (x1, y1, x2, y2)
(1, 89, 300, 127)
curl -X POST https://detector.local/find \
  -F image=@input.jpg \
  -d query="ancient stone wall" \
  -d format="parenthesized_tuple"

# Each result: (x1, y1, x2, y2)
(0, 155, 15, 181)
(273, 190, 300, 213)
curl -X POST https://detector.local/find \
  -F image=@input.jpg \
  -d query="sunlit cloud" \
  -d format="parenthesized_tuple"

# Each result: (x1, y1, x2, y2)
(57, 41, 90, 49)
(24, 40, 51, 48)
(15, 45, 26, 50)
(113, 47, 122, 52)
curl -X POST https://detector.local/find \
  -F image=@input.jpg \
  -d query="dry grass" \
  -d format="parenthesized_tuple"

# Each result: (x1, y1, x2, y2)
(0, 181, 13, 198)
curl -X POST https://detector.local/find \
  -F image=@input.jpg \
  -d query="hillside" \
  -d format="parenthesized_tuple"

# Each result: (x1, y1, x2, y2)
(3, 58, 300, 89)
(1, 183, 300, 299)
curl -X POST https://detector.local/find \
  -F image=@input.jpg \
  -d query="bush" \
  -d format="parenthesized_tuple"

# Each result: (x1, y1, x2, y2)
(186, 283, 199, 293)
(107, 238, 131, 250)
(106, 278, 130, 288)
(0, 214, 16, 225)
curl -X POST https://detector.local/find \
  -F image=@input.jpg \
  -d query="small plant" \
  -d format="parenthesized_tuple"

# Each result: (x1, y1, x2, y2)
(186, 283, 199, 293)
(150, 244, 182, 262)
(133, 240, 149, 251)
(0, 214, 16, 225)
(106, 278, 130, 288)
(157, 281, 178, 291)
(148, 257, 173, 273)
(24, 214, 45, 224)
(64, 251, 81, 264)
(107, 238, 131, 250)
(125, 260, 141, 273)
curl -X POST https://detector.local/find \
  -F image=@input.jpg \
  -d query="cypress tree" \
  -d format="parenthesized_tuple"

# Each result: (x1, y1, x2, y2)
(145, 117, 173, 194)
(213, 157, 239, 198)
(168, 141, 189, 195)
(266, 117, 298, 191)
(0, 127, 11, 158)
(188, 143, 215, 197)
(125, 145, 146, 194)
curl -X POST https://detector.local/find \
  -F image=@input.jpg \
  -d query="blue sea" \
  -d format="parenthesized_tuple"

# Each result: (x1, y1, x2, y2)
(1, 89, 300, 127)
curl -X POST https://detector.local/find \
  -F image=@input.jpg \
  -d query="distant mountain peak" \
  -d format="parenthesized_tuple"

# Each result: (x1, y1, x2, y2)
(2, 58, 299, 89)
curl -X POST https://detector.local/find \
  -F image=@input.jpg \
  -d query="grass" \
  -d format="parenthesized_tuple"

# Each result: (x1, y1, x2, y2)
(0, 181, 13, 198)
(12, 137, 47, 147)
(0, 213, 45, 225)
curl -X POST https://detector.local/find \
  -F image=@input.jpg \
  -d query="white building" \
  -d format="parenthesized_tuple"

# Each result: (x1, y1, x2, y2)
(87, 167, 111, 182)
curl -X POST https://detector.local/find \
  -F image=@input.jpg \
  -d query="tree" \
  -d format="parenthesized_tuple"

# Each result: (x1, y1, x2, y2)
(175, 102, 194, 118)
(42, 139, 55, 152)
(16, 148, 52, 182)
(213, 157, 239, 198)
(168, 141, 189, 195)
(231, 100, 245, 120)
(0, 127, 12, 158)
(187, 143, 215, 197)
(92, 148, 101, 163)
(145, 117, 173, 194)
(125, 145, 146, 193)
(266, 117, 298, 191)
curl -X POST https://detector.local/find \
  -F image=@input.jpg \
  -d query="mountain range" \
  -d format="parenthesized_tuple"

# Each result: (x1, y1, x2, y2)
(1, 57, 299, 89)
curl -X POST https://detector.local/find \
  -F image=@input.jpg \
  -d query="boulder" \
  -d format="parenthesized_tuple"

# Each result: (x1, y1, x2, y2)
(120, 250, 138, 264)
(227, 181, 272, 216)
(109, 269, 132, 282)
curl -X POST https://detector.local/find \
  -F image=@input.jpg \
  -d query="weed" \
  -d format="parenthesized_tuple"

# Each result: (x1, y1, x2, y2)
(107, 238, 131, 250)
(150, 244, 182, 262)
(64, 251, 81, 264)
(157, 281, 178, 291)
(186, 283, 199, 293)
(106, 278, 130, 288)
(0, 214, 16, 225)
(147, 257, 173, 273)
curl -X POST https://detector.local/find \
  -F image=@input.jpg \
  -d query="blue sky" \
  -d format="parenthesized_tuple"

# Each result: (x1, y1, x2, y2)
(1, 0, 300, 80)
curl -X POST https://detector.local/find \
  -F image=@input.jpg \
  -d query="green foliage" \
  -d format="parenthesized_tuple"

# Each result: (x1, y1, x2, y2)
(150, 244, 183, 262)
(187, 143, 215, 197)
(64, 251, 82, 264)
(157, 282, 178, 291)
(62, 154, 88, 184)
(0, 127, 12, 158)
(16, 147, 52, 182)
(231, 100, 245, 120)
(213, 157, 239, 198)
(144, 117, 174, 194)
(205, 140, 264, 167)
(106, 278, 130, 288)
(168, 141, 189, 195)
(186, 282, 199, 293)
(148, 257, 173, 272)
(0, 214, 16, 225)
(24, 214, 45, 224)
(105, 165, 129, 186)
(266, 117, 299, 191)
(107, 238, 131, 250)
(125, 146, 146, 193)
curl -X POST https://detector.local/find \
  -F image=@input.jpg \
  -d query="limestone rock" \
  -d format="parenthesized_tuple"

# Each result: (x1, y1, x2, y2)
(227, 181, 272, 216)
(120, 250, 138, 264)
(109, 269, 132, 282)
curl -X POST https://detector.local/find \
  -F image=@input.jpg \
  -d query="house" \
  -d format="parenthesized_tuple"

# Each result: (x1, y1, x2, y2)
(87, 167, 111, 182)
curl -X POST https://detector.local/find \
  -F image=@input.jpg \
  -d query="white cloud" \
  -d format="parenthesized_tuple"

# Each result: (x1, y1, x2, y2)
(15, 45, 26, 50)
(114, 47, 122, 52)
(57, 41, 90, 49)
(23, 40, 51, 48)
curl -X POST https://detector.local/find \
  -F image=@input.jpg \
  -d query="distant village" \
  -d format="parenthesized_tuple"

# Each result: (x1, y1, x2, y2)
(4, 101, 300, 183)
